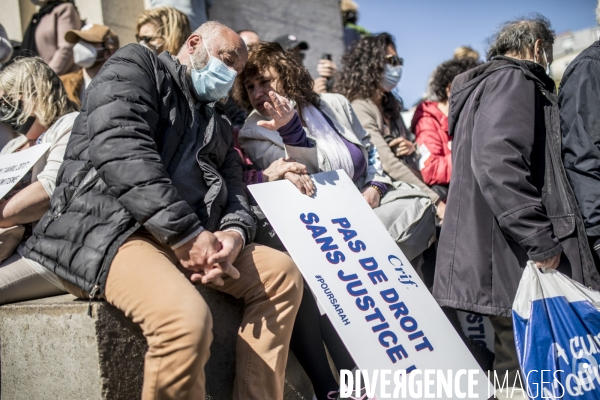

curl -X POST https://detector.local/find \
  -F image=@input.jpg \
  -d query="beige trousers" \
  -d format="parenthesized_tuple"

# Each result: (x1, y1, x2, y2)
(0, 252, 65, 304)
(0, 225, 25, 263)
(64, 233, 303, 400)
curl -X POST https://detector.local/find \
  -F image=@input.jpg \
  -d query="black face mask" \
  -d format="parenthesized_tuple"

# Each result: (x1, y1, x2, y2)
(0, 100, 36, 134)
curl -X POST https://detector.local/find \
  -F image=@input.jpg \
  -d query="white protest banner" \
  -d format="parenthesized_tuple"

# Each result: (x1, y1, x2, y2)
(250, 170, 495, 399)
(0, 143, 51, 199)
(457, 311, 495, 353)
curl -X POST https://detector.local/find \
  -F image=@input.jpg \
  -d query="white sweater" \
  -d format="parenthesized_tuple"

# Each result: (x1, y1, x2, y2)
(1, 112, 79, 197)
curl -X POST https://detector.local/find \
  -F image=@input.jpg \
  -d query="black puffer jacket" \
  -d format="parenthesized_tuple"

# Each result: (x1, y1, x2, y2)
(434, 57, 600, 317)
(22, 44, 255, 296)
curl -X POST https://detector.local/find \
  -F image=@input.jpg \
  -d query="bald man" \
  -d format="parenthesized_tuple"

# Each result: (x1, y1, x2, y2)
(238, 29, 260, 45)
(23, 21, 302, 400)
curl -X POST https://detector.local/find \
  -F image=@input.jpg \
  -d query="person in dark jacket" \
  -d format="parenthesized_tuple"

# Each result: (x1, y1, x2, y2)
(434, 15, 600, 391)
(21, 21, 302, 400)
(559, 12, 600, 267)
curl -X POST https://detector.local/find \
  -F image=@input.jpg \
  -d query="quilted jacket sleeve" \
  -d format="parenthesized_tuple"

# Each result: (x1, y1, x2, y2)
(85, 45, 202, 246)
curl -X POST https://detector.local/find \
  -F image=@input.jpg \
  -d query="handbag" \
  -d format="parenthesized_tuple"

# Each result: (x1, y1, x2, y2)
(373, 181, 436, 262)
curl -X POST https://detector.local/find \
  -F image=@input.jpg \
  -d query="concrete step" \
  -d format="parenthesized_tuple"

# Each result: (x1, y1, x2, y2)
(0, 288, 313, 400)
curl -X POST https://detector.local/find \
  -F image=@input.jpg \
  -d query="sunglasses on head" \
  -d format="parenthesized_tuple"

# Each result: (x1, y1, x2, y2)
(135, 34, 164, 43)
(385, 55, 404, 67)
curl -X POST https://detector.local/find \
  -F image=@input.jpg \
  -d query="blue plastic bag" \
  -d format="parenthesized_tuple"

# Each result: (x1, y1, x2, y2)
(513, 261, 600, 399)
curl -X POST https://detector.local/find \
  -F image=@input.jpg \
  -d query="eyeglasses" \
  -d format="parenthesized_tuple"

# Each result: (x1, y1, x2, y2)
(385, 55, 404, 67)
(135, 34, 164, 44)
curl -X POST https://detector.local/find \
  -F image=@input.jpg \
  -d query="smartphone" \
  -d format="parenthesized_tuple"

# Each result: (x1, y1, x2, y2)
(321, 53, 332, 61)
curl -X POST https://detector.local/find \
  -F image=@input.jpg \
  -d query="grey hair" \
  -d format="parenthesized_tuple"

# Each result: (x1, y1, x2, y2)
(194, 21, 227, 44)
(178, 20, 228, 58)
(486, 14, 555, 60)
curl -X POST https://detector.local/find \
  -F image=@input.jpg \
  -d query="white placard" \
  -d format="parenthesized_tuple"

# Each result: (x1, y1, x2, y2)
(250, 170, 494, 399)
(457, 311, 495, 353)
(0, 143, 51, 199)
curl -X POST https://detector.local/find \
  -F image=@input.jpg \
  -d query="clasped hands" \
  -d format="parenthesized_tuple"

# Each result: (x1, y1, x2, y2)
(174, 230, 244, 286)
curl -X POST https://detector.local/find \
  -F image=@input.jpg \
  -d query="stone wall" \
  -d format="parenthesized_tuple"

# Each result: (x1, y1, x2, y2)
(0, 0, 344, 78)
(210, 0, 344, 77)
(0, 293, 312, 399)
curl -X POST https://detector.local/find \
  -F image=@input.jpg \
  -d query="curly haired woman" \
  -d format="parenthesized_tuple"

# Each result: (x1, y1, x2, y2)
(335, 33, 446, 219)
(412, 57, 480, 195)
(234, 41, 391, 207)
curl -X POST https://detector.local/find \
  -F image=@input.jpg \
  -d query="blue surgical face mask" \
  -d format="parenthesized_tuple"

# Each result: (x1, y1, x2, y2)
(381, 63, 403, 92)
(190, 40, 237, 102)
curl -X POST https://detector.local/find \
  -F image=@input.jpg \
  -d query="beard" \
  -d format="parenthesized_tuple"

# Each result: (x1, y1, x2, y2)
(185, 43, 212, 102)
(188, 45, 210, 75)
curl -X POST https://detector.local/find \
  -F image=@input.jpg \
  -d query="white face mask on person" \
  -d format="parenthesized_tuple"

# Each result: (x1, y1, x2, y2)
(189, 39, 237, 102)
(534, 48, 552, 76)
(73, 40, 100, 68)
(380, 64, 403, 92)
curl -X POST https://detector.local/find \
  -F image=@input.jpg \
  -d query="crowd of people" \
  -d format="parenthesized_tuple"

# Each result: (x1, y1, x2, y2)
(0, 0, 599, 399)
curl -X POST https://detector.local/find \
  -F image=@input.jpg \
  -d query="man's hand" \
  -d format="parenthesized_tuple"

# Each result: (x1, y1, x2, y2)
(317, 59, 337, 78)
(535, 253, 561, 270)
(284, 171, 315, 196)
(263, 158, 308, 182)
(256, 91, 296, 131)
(188, 230, 243, 286)
(389, 137, 416, 157)
(361, 186, 381, 209)
(436, 201, 446, 222)
(174, 230, 222, 273)
(313, 77, 328, 94)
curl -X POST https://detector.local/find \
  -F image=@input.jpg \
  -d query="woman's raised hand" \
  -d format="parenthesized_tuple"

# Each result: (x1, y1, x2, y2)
(256, 91, 296, 131)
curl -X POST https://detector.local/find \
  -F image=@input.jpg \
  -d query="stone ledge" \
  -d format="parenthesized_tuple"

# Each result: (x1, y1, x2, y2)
(0, 289, 312, 399)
